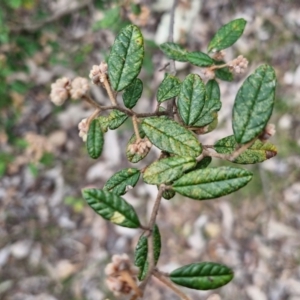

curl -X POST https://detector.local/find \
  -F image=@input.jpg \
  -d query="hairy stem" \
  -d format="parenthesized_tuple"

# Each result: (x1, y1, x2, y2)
(153, 270, 190, 300)
(103, 76, 117, 106)
(132, 115, 141, 141)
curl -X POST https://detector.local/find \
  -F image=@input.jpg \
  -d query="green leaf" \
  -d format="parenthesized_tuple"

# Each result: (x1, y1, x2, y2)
(5, 0, 22, 9)
(157, 74, 181, 103)
(108, 24, 144, 91)
(208, 18, 247, 52)
(103, 168, 140, 195)
(177, 74, 206, 126)
(142, 117, 202, 157)
(135, 225, 161, 280)
(214, 135, 277, 164)
(143, 156, 196, 185)
(108, 110, 128, 130)
(232, 64, 276, 144)
(82, 189, 140, 228)
(214, 61, 233, 81)
(122, 78, 143, 109)
(126, 130, 149, 163)
(193, 157, 212, 170)
(87, 119, 104, 159)
(194, 114, 218, 135)
(170, 262, 234, 290)
(97, 116, 110, 132)
(186, 51, 214, 67)
(192, 79, 221, 127)
(162, 189, 176, 200)
(172, 167, 252, 200)
(160, 42, 188, 62)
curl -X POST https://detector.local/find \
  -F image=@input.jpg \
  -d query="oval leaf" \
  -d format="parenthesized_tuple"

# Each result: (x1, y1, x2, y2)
(108, 110, 128, 130)
(193, 79, 221, 127)
(186, 51, 214, 67)
(103, 168, 140, 195)
(160, 42, 188, 62)
(172, 167, 252, 200)
(82, 189, 140, 228)
(126, 130, 150, 163)
(162, 189, 176, 200)
(177, 74, 206, 126)
(192, 157, 212, 171)
(122, 78, 143, 109)
(142, 117, 202, 157)
(134, 225, 161, 280)
(208, 18, 247, 52)
(157, 74, 181, 103)
(214, 135, 277, 164)
(143, 156, 196, 185)
(108, 24, 144, 91)
(232, 64, 276, 144)
(87, 119, 104, 159)
(170, 262, 234, 290)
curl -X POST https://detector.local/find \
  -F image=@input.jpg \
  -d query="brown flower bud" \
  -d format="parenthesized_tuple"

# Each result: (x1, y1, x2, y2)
(70, 77, 89, 99)
(228, 55, 248, 74)
(259, 123, 276, 142)
(89, 62, 108, 84)
(78, 118, 89, 142)
(50, 77, 70, 106)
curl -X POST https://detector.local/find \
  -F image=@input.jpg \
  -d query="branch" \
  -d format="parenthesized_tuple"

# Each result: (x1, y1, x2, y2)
(139, 185, 165, 292)
(153, 269, 190, 300)
(10, 0, 92, 33)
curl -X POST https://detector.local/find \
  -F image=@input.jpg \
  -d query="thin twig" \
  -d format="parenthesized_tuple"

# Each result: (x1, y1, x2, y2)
(228, 137, 257, 161)
(166, 0, 179, 118)
(139, 186, 165, 292)
(153, 270, 190, 300)
(103, 76, 117, 106)
(132, 115, 141, 141)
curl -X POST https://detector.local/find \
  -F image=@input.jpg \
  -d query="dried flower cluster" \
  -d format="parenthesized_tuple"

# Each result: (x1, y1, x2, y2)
(89, 62, 108, 84)
(50, 77, 70, 106)
(228, 55, 248, 74)
(70, 77, 89, 99)
(78, 118, 89, 142)
(50, 77, 90, 105)
(105, 254, 140, 297)
(128, 138, 152, 155)
(212, 50, 225, 61)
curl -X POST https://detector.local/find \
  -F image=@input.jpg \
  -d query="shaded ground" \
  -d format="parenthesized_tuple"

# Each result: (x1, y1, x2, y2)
(1, 0, 300, 299)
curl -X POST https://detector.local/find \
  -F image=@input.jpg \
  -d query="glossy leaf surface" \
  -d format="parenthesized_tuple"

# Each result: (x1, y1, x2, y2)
(108, 110, 128, 130)
(143, 156, 196, 185)
(214, 135, 277, 164)
(122, 78, 143, 109)
(172, 167, 252, 200)
(170, 262, 234, 290)
(157, 74, 181, 103)
(177, 74, 206, 125)
(232, 64, 276, 144)
(108, 25, 144, 91)
(193, 79, 221, 127)
(186, 51, 214, 67)
(208, 18, 247, 52)
(134, 225, 161, 280)
(142, 117, 202, 157)
(160, 42, 188, 62)
(82, 189, 140, 228)
(103, 168, 140, 195)
(86, 119, 104, 159)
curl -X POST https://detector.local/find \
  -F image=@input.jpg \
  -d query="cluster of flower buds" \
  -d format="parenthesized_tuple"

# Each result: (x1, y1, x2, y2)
(50, 77, 90, 105)
(212, 50, 225, 61)
(89, 62, 108, 84)
(202, 67, 215, 80)
(128, 138, 152, 155)
(227, 55, 248, 74)
(78, 118, 89, 142)
(70, 77, 89, 99)
(105, 254, 140, 297)
(50, 77, 71, 106)
(259, 123, 276, 142)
